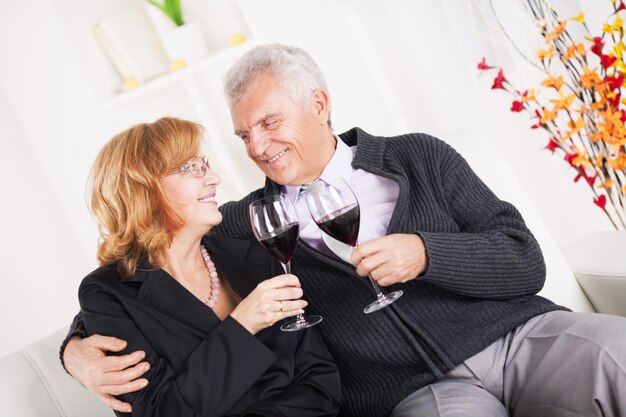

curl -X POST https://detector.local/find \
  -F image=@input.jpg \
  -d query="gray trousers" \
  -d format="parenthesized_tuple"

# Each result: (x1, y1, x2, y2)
(391, 311, 626, 417)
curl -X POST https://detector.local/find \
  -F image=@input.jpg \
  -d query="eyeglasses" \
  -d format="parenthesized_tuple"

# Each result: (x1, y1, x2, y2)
(166, 156, 211, 178)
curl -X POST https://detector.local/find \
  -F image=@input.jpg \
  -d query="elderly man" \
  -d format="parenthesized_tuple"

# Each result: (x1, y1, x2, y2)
(62, 44, 626, 417)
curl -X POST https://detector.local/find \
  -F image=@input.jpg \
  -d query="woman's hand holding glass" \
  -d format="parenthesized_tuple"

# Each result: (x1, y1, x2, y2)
(230, 274, 308, 335)
(249, 194, 323, 331)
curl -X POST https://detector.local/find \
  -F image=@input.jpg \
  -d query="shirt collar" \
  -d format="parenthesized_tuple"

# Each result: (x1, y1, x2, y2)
(282, 135, 355, 201)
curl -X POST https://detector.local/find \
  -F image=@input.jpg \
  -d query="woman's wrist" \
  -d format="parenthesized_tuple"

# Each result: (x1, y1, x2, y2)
(229, 311, 257, 335)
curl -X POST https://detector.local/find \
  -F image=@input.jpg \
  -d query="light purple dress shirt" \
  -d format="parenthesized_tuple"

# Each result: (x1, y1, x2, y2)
(282, 136, 400, 258)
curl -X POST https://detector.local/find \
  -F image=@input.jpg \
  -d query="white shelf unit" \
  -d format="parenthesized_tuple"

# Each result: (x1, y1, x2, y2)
(101, 42, 257, 109)
(49, 0, 266, 204)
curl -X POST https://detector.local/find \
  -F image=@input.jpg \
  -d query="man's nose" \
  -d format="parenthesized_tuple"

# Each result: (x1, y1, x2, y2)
(249, 130, 271, 157)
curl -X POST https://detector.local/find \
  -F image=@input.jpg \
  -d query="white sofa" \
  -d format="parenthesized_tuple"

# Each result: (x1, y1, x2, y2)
(0, 326, 112, 417)
(0, 128, 596, 416)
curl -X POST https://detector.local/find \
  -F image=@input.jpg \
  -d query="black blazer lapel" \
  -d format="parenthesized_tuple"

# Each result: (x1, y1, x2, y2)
(132, 236, 279, 333)
(134, 268, 219, 333)
(202, 235, 278, 298)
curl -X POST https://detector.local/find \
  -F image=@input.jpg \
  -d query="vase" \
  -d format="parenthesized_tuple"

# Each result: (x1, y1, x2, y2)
(162, 21, 209, 67)
(561, 230, 626, 317)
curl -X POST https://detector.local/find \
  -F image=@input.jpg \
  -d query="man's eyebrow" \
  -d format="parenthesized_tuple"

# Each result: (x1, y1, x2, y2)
(263, 112, 282, 120)
(234, 112, 283, 137)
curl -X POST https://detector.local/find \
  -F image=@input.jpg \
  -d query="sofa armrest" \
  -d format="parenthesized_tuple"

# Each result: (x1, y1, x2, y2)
(562, 231, 626, 317)
(0, 326, 112, 417)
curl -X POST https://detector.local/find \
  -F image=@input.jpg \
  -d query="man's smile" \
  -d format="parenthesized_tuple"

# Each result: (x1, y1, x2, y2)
(266, 149, 288, 164)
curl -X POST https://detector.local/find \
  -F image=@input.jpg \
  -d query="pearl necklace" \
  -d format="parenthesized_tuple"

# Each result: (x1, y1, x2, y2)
(200, 245, 220, 308)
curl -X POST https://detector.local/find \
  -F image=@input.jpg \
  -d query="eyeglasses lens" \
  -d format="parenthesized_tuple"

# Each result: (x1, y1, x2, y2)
(190, 157, 208, 178)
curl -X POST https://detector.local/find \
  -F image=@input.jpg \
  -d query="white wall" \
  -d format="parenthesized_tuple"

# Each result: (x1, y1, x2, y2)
(0, 0, 608, 356)
(349, 0, 615, 246)
(0, 87, 91, 357)
(0, 0, 407, 356)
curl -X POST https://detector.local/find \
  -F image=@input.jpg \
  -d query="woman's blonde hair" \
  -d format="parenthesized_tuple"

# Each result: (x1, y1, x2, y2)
(89, 117, 204, 278)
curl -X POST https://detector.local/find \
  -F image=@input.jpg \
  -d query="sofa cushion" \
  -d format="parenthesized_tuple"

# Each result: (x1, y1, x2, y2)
(0, 326, 112, 417)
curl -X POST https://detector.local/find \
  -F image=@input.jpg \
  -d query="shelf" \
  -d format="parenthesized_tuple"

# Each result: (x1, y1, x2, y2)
(50, 0, 261, 202)
(101, 39, 257, 110)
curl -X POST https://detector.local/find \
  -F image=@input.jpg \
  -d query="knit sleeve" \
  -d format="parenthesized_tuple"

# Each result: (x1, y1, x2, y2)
(417, 141, 546, 299)
(214, 190, 265, 239)
(59, 312, 86, 373)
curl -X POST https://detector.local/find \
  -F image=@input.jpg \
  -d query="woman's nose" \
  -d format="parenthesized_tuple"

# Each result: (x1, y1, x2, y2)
(204, 169, 221, 186)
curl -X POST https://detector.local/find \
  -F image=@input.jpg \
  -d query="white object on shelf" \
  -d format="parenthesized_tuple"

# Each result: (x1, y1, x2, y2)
(562, 231, 626, 317)
(94, 25, 133, 82)
(142, 2, 209, 65)
(179, 0, 252, 51)
(162, 21, 210, 65)
(101, 39, 257, 109)
(95, 7, 169, 84)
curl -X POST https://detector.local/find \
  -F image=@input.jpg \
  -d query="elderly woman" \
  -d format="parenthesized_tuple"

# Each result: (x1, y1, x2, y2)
(78, 117, 340, 417)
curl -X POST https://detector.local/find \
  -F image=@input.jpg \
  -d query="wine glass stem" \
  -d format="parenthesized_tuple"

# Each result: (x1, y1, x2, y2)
(285, 261, 306, 324)
(368, 276, 386, 299)
(354, 242, 386, 299)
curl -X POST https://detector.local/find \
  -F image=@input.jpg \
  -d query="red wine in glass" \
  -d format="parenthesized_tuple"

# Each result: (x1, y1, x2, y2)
(249, 194, 323, 331)
(316, 204, 359, 247)
(305, 178, 403, 314)
(258, 223, 300, 265)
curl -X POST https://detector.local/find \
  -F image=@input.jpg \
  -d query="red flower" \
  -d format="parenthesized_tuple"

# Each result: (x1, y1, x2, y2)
(531, 109, 544, 129)
(619, 1, 626, 11)
(591, 37, 604, 56)
(587, 174, 598, 186)
(601, 54, 617, 69)
(564, 153, 577, 166)
(511, 100, 524, 112)
(545, 138, 559, 153)
(594, 194, 607, 209)
(605, 73, 624, 90)
(608, 92, 622, 109)
(477, 57, 494, 71)
(491, 69, 507, 90)
(621, 109, 626, 122)
(574, 168, 597, 186)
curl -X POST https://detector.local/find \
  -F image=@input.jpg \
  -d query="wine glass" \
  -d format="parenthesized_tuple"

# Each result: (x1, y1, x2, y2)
(249, 194, 323, 331)
(305, 178, 403, 314)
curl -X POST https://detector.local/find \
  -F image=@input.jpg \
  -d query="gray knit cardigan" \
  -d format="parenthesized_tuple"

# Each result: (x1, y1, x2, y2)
(214, 127, 567, 417)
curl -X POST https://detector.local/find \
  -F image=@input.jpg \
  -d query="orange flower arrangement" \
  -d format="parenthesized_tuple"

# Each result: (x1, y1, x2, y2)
(479, 0, 626, 230)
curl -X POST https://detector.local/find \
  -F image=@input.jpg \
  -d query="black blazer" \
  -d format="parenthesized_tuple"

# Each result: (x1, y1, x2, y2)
(79, 235, 341, 417)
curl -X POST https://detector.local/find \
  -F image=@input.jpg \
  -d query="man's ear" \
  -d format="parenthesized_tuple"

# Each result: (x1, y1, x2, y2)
(311, 89, 330, 125)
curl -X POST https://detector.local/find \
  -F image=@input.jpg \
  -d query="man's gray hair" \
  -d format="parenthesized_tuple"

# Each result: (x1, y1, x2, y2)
(224, 44, 330, 113)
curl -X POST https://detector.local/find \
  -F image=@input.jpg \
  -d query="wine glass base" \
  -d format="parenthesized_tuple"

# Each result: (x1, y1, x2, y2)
(280, 315, 323, 332)
(363, 290, 403, 314)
